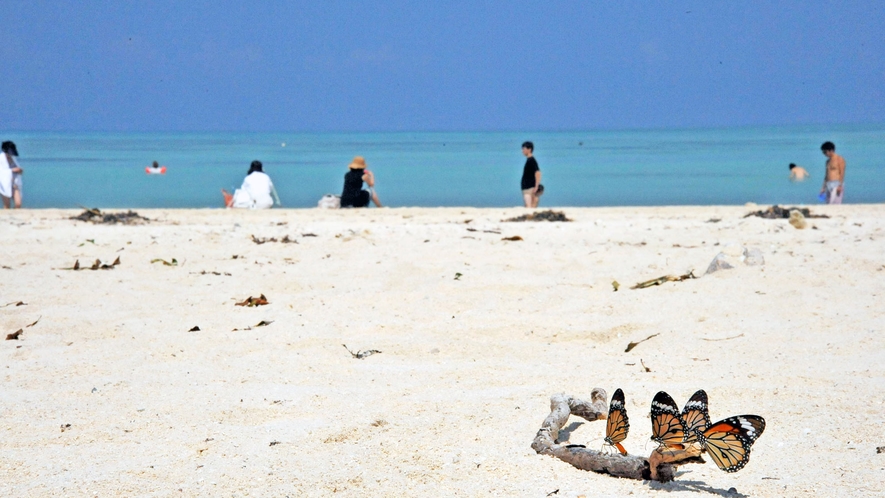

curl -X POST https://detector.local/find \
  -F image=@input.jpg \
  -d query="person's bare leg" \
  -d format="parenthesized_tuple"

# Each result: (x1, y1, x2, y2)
(221, 189, 233, 208)
(371, 190, 383, 207)
(532, 193, 540, 208)
(523, 192, 533, 207)
(1, 196, 9, 209)
(13, 188, 21, 208)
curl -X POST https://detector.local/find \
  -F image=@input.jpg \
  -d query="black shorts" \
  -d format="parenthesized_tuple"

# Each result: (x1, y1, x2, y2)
(342, 190, 370, 208)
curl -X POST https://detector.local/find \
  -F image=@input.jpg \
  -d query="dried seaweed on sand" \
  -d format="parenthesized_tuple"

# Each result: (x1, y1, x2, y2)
(744, 205, 829, 219)
(504, 210, 571, 222)
(70, 208, 151, 225)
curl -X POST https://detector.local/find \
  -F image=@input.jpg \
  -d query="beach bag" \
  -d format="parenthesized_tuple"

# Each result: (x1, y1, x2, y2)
(317, 194, 341, 209)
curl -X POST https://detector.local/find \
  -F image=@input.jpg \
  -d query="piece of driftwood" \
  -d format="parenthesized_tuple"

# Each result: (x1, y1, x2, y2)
(631, 271, 696, 289)
(532, 390, 704, 482)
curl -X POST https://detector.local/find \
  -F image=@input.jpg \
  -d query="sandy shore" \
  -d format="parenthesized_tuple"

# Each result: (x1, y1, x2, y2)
(1, 205, 883, 497)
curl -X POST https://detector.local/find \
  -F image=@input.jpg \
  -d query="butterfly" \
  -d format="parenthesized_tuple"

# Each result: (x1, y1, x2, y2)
(650, 391, 687, 449)
(680, 389, 711, 444)
(603, 388, 629, 455)
(696, 415, 766, 472)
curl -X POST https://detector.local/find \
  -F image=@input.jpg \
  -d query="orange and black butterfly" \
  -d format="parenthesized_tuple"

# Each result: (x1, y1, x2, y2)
(650, 391, 686, 449)
(680, 390, 711, 444)
(697, 415, 766, 472)
(604, 388, 629, 455)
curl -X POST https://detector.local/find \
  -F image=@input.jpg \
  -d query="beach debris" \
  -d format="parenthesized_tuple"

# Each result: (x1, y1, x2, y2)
(502, 235, 523, 241)
(6, 329, 23, 340)
(232, 320, 274, 331)
(504, 210, 571, 222)
(70, 208, 150, 225)
(151, 258, 177, 266)
(60, 257, 120, 271)
(235, 294, 269, 307)
(702, 333, 745, 342)
(60, 423, 72, 432)
(191, 270, 232, 276)
(625, 333, 660, 353)
(343, 344, 382, 359)
(705, 253, 734, 274)
(631, 271, 696, 289)
(640, 359, 652, 372)
(788, 210, 808, 229)
(877, 446, 884, 454)
(77, 239, 96, 247)
(1, 301, 26, 307)
(546, 490, 560, 496)
(188, 326, 201, 332)
(612, 280, 620, 292)
(744, 205, 829, 219)
(26, 316, 40, 328)
(532, 391, 704, 482)
(302, 233, 317, 237)
(269, 441, 282, 446)
(251, 234, 298, 244)
(743, 247, 765, 266)
(706, 218, 722, 223)
(454, 272, 462, 280)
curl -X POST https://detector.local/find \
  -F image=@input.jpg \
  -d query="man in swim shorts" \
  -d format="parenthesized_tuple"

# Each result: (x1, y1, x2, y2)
(819, 142, 845, 204)
(520, 141, 541, 208)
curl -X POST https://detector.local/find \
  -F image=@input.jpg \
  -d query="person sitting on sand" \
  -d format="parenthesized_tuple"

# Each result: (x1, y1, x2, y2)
(221, 160, 281, 209)
(789, 163, 810, 181)
(340, 156, 382, 208)
(819, 142, 845, 204)
(0, 141, 23, 209)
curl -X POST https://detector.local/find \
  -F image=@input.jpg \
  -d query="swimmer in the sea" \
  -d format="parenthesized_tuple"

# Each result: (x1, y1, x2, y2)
(789, 163, 810, 181)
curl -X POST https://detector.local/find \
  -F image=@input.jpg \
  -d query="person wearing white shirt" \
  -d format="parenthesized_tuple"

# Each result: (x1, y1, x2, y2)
(222, 160, 281, 209)
(0, 141, 23, 209)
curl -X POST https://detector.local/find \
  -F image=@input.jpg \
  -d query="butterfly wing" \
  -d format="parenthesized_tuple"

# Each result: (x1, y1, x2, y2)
(650, 391, 686, 448)
(604, 388, 629, 454)
(700, 415, 766, 473)
(680, 389, 711, 443)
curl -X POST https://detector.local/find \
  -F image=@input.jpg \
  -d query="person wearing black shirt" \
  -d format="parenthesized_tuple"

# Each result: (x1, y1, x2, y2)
(520, 141, 542, 207)
(341, 156, 382, 208)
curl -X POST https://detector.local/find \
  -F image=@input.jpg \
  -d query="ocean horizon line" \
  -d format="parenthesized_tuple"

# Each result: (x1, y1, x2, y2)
(3, 121, 884, 136)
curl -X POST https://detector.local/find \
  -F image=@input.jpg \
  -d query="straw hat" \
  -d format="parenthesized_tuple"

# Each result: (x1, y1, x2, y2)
(349, 156, 367, 169)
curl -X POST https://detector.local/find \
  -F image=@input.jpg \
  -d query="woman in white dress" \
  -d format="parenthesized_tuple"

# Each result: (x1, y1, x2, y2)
(0, 141, 23, 209)
(221, 160, 281, 209)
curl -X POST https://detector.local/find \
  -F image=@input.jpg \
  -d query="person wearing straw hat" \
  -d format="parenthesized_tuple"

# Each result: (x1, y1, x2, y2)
(341, 156, 382, 208)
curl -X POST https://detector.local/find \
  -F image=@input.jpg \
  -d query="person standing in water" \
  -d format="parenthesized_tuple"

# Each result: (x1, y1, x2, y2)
(340, 156, 382, 208)
(520, 141, 542, 208)
(789, 163, 810, 181)
(819, 142, 845, 204)
(0, 141, 23, 209)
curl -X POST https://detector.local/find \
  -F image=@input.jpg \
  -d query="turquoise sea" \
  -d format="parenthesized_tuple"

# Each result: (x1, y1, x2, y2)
(4, 124, 884, 208)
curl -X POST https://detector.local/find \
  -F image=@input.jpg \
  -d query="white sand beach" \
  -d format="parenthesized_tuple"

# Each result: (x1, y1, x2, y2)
(1, 205, 883, 497)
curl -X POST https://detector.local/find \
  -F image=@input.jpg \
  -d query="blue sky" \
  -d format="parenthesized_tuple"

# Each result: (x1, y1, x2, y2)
(2, 1, 883, 132)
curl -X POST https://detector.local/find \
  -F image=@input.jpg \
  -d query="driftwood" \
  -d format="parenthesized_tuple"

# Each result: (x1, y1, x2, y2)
(532, 389, 704, 482)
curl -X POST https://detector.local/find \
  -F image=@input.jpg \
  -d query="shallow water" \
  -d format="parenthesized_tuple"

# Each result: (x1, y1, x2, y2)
(5, 124, 883, 208)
